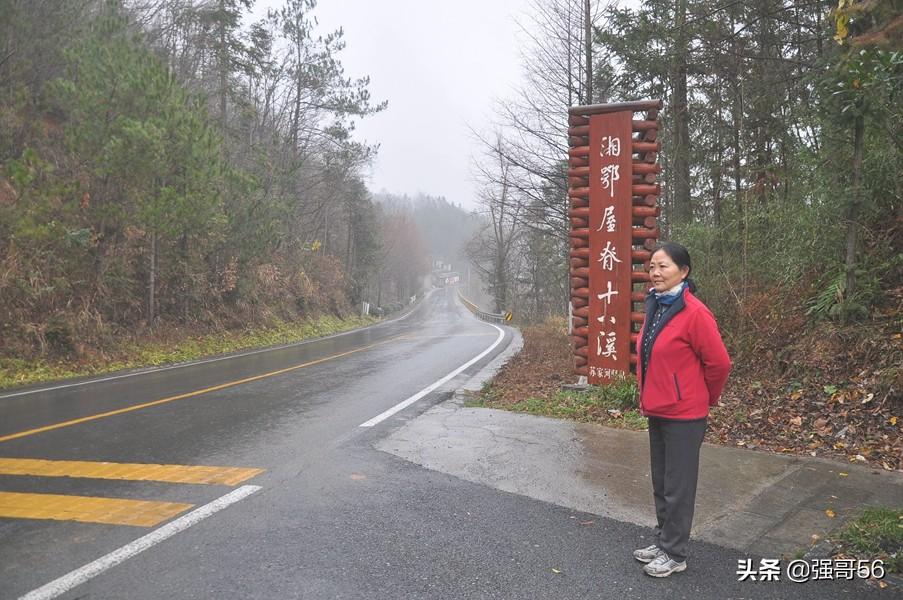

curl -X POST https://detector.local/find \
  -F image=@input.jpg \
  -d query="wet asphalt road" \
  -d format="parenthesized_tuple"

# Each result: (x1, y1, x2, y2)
(0, 288, 883, 599)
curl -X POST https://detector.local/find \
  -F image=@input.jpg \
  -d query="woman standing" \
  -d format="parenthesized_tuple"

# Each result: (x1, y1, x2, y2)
(633, 241, 732, 578)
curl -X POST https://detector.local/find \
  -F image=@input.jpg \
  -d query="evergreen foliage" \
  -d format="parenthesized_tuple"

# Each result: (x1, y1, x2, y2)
(0, 0, 398, 364)
(471, 0, 901, 335)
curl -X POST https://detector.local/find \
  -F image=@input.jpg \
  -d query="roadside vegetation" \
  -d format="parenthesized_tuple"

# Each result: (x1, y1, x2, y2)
(831, 507, 903, 575)
(1, 2, 482, 386)
(472, 380, 647, 431)
(0, 314, 378, 390)
(469, 320, 646, 430)
(461, 1, 901, 471)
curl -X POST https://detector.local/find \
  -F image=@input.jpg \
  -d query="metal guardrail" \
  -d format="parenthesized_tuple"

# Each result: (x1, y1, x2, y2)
(457, 290, 507, 324)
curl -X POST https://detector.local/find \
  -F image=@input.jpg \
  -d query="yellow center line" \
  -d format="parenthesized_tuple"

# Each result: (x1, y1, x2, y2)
(0, 458, 263, 486)
(0, 334, 407, 444)
(0, 491, 193, 527)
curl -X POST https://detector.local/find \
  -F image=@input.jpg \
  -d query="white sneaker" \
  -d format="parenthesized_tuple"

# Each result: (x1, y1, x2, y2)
(643, 552, 687, 577)
(633, 544, 663, 563)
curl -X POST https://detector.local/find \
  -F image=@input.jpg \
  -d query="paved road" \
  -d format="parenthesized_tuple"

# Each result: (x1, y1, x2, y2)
(0, 288, 883, 599)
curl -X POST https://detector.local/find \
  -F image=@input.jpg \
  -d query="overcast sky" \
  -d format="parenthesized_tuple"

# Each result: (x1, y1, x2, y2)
(258, 0, 535, 210)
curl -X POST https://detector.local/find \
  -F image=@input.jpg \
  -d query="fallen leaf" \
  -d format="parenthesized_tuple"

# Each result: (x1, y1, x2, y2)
(890, 416, 898, 426)
(879, 581, 888, 589)
(790, 416, 803, 427)
(825, 509, 836, 518)
(839, 472, 849, 477)
(813, 417, 832, 436)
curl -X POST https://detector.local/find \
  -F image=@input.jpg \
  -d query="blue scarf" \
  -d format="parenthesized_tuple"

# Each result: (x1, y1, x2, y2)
(653, 281, 686, 306)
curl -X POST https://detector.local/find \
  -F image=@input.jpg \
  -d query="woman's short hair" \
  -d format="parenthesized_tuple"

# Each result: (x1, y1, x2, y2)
(651, 241, 696, 291)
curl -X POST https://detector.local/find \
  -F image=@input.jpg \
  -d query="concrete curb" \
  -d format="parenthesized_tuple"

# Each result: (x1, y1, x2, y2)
(456, 325, 523, 398)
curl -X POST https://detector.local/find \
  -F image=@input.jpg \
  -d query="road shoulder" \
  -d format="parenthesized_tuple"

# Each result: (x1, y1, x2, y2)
(375, 334, 903, 563)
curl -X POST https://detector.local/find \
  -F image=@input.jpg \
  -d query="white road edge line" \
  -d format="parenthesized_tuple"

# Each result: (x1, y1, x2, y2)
(359, 323, 505, 428)
(18, 485, 262, 600)
(0, 290, 433, 400)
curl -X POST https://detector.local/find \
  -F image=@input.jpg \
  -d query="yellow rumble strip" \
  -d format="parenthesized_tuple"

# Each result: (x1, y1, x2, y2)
(0, 491, 192, 527)
(0, 458, 263, 486)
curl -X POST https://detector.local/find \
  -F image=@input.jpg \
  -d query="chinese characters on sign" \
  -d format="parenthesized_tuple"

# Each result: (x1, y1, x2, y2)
(588, 367, 622, 379)
(598, 206, 617, 233)
(597, 242, 622, 271)
(587, 112, 633, 383)
(600, 166, 619, 198)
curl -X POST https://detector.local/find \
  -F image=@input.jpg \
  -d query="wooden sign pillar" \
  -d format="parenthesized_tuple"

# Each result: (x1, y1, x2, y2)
(567, 100, 662, 384)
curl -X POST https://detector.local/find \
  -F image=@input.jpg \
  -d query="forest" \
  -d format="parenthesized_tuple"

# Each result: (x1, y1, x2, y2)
(1, 0, 901, 404)
(464, 0, 901, 468)
(467, 0, 901, 326)
(0, 0, 479, 383)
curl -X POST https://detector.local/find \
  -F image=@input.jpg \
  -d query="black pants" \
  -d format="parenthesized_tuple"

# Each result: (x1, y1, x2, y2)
(648, 416, 707, 562)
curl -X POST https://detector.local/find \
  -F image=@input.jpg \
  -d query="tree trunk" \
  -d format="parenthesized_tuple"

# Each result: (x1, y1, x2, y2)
(584, 0, 592, 105)
(845, 114, 864, 301)
(495, 255, 507, 313)
(377, 274, 382, 307)
(345, 216, 354, 273)
(713, 76, 723, 233)
(148, 231, 157, 326)
(292, 34, 302, 154)
(671, 0, 691, 225)
(218, 0, 228, 152)
(712, 163, 723, 227)
(180, 232, 189, 321)
(731, 47, 748, 325)
(323, 203, 329, 254)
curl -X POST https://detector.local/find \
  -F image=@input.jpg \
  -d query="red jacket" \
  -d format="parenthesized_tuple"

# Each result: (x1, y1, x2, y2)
(637, 289, 732, 420)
